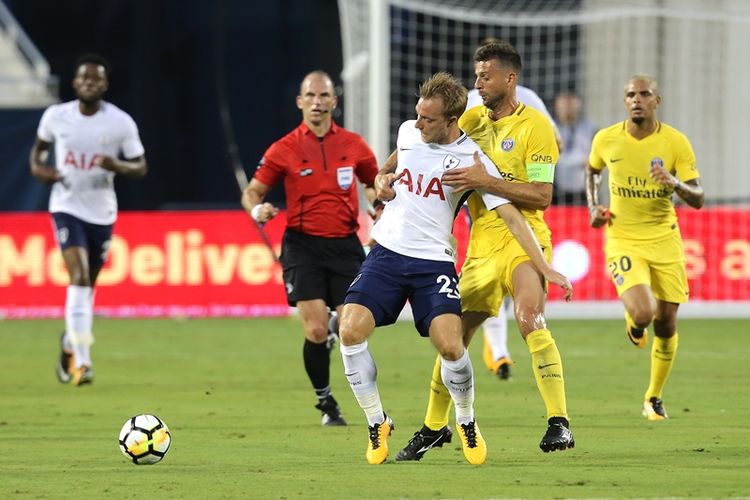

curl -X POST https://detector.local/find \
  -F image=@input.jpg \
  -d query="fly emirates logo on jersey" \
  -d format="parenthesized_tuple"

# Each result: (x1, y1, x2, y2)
(64, 150, 103, 170)
(396, 167, 446, 199)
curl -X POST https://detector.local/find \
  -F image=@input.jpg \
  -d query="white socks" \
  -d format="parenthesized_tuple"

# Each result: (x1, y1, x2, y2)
(340, 341, 384, 427)
(484, 301, 510, 360)
(65, 285, 94, 368)
(441, 349, 475, 425)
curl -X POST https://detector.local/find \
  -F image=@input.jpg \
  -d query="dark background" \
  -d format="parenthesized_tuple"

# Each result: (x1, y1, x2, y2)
(3, 0, 344, 210)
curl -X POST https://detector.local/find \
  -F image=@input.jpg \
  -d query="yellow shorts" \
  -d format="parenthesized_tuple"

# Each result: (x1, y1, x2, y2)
(459, 234, 552, 315)
(605, 232, 689, 303)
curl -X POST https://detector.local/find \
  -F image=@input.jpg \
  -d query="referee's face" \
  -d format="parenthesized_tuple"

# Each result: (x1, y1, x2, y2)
(297, 74, 337, 128)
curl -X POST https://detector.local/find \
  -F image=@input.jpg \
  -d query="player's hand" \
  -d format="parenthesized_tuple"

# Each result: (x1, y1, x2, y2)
(250, 202, 279, 223)
(94, 155, 119, 173)
(649, 163, 678, 188)
(588, 205, 610, 228)
(545, 269, 573, 302)
(441, 151, 492, 192)
(375, 171, 404, 201)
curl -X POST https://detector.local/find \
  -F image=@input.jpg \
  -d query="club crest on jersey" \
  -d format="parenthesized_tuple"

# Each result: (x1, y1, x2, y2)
(442, 154, 460, 170)
(650, 157, 664, 170)
(501, 138, 515, 152)
(337, 166, 354, 190)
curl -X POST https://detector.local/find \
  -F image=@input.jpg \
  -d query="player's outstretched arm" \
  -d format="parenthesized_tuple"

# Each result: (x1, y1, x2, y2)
(29, 138, 63, 185)
(95, 155, 147, 177)
(442, 152, 552, 210)
(242, 178, 279, 223)
(495, 203, 573, 301)
(586, 165, 610, 228)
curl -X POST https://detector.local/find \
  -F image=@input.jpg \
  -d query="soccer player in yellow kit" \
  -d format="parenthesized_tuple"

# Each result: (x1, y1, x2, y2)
(586, 75, 704, 420)
(395, 40, 575, 462)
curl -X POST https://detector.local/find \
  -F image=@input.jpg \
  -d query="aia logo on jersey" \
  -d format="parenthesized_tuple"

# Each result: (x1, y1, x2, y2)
(397, 167, 445, 200)
(501, 138, 515, 152)
(650, 157, 664, 170)
(64, 150, 102, 170)
(442, 154, 460, 170)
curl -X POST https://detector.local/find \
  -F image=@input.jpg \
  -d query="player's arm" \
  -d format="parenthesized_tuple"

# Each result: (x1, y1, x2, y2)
(494, 203, 573, 301)
(374, 148, 400, 201)
(649, 165, 704, 209)
(29, 138, 63, 185)
(95, 155, 147, 177)
(441, 155, 552, 210)
(242, 178, 279, 223)
(585, 165, 610, 228)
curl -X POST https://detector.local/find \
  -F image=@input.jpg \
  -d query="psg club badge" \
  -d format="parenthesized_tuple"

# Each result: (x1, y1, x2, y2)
(442, 154, 460, 170)
(501, 138, 515, 152)
(337, 166, 354, 190)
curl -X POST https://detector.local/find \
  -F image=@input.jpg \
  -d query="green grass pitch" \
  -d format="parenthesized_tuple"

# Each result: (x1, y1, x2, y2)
(1, 317, 749, 499)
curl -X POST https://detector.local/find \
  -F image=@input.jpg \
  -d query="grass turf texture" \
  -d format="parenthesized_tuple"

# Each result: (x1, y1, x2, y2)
(1, 317, 749, 499)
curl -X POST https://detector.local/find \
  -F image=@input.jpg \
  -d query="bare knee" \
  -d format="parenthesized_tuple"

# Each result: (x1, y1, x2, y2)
(304, 323, 329, 344)
(629, 307, 655, 329)
(514, 304, 546, 338)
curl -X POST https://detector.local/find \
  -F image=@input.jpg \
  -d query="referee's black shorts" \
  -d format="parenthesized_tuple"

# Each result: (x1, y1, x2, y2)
(279, 228, 365, 308)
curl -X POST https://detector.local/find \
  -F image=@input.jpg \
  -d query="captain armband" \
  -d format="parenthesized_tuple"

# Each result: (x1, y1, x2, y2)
(526, 162, 556, 183)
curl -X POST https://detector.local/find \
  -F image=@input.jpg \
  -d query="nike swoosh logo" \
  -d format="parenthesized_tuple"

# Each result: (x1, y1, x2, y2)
(449, 377, 472, 385)
(537, 363, 558, 369)
(610, 158, 622, 163)
(399, 147, 412, 151)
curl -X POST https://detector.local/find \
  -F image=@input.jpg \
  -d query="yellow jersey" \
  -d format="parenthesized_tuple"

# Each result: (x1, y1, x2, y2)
(459, 103, 558, 257)
(589, 121, 699, 241)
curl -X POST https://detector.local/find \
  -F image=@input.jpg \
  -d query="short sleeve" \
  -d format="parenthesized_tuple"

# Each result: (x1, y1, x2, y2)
(120, 113, 145, 159)
(588, 130, 606, 171)
(252, 142, 285, 187)
(37, 106, 55, 142)
(674, 132, 699, 182)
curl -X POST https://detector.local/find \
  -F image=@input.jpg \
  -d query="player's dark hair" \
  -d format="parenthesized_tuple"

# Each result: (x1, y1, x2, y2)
(419, 72, 468, 119)
(474, 39, 522, 72)
(74, 53, 112, 76)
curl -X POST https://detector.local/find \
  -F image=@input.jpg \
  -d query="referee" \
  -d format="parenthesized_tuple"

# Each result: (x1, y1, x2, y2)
(242, 70, 378, 426)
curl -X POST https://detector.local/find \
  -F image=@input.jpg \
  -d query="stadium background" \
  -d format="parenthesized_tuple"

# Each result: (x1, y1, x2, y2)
(1, 0, 748, 318)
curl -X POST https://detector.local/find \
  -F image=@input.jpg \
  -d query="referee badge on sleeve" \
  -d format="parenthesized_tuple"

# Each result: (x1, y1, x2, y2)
(337, 166, 354, 189)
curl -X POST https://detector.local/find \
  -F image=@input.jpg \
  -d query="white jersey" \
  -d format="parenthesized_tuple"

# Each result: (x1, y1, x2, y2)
(467, 85, 556, 127)
(371, 121, 509, 263)
(37, 100, 145, 225)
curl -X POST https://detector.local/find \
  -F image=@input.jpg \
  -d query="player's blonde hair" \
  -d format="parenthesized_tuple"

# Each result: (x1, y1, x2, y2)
(418, 72, 468, 120)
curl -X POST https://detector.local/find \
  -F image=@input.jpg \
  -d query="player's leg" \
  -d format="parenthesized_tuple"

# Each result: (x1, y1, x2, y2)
(397, 255, 496, 461)
(511, 259, 574, 452)
(642, 245, 688, 420)
(339, 245, 407, 463)
(429, 313, 486, 465)
(608, 247, 655, 348)
(52, 213, 95, 386)
(482, 297, 513, 379)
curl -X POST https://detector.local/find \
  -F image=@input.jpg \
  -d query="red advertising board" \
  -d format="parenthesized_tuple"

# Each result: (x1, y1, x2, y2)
(1, 208, 748, 318)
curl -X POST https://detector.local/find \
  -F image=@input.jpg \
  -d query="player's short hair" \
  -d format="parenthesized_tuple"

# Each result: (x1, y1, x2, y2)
(300, 70, 336, 95)
(474, 39, 522, 73)
(418, 72, 468, 119)
(626, 74, 660, 96)
(74, 53, 112, 76)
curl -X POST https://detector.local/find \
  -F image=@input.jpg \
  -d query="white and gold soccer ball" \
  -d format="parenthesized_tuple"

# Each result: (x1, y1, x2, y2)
(118, 414, 171, 465)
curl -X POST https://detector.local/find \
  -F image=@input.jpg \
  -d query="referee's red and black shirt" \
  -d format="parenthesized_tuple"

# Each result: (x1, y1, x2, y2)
(253, 121, 378, 238)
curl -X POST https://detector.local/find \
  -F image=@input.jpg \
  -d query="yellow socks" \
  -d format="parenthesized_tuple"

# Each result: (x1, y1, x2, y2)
(526, 329, 568, 420)
(645, 333, 679, 400)
(424, 354, 452, 431)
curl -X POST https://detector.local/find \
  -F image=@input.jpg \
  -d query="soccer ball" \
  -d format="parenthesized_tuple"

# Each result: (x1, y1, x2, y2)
(118, 414, 172, 465)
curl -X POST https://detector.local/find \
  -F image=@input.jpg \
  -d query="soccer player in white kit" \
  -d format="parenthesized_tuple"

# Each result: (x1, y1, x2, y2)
(30, 54, 147, 386)
(337, 72, 572, 465)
